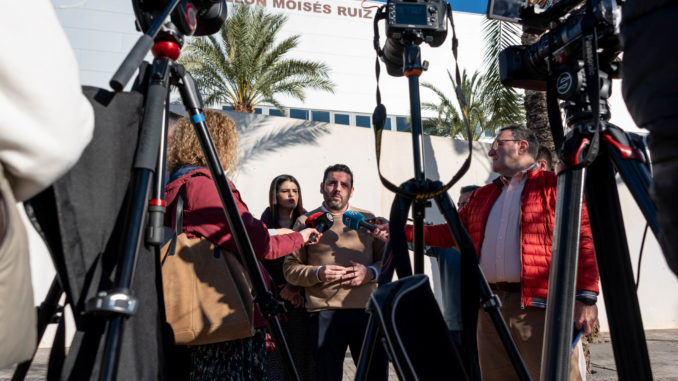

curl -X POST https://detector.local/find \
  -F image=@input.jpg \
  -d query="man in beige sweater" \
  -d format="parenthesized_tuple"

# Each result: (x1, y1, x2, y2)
(283, 164, 388, 381)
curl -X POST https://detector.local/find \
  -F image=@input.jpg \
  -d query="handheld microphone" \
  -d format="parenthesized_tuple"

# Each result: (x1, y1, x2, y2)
(342, 210, 376, 231)
(305, 212, 334, 243)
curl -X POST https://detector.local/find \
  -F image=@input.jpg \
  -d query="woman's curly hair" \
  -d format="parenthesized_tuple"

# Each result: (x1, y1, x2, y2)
(167, 110, 239, 173)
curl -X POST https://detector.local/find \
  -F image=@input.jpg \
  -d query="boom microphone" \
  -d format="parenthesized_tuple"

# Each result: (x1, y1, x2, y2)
(342, 210, 376, 231)
(305, 212, 334, 243)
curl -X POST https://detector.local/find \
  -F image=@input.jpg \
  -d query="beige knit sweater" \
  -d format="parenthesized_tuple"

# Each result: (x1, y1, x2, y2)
(283, 206, 385, 312)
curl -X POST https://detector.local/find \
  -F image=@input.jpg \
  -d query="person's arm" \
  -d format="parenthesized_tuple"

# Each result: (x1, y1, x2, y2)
(366, 231, 387, 281)
(186, 177, 310, 259)
(263, 228, 320, 260)
(573, 201, 600, 335)
(278, 283, 303, 307)
(1, 1, 94, 201)
(283, 245, 323, 287)
(404, 224, 459, 249)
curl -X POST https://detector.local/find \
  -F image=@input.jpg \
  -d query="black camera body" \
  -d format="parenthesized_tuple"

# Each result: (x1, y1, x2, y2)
(381, 0, 449, 76)
(132, 0, 227, 38)
(385, 0, 448, 47)
(495, 0, 620, 93)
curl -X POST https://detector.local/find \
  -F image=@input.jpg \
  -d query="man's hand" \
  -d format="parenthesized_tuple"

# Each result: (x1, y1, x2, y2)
(318, 265, 348, 282)
(341, 261, 375, 287)
(574, 301, 598, 335)
(372, 223, 390, 242)
(279, 284, 304, 308)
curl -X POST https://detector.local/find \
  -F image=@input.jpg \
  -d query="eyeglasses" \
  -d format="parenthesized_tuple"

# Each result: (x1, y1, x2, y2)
(491, 139, 521, 151)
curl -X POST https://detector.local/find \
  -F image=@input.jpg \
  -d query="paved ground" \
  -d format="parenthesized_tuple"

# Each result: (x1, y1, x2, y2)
(588, 330, 678, 380)
(2, 330, 676, 380)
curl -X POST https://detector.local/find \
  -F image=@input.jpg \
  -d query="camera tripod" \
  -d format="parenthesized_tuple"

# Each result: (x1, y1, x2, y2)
(100, 20, 301, 381)
(355, 29, 532, 380)
(13, 1, 300, 380)
(539, 55, 656, 379)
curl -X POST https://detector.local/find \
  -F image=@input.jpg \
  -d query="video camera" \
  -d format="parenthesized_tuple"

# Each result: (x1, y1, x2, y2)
(381, 0, 449, 76)
(488, 0, 621, 96)
(132, 0, 227, 39)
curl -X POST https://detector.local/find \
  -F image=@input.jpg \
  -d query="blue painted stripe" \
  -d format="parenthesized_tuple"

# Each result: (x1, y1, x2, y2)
(191, 113, 205, 123)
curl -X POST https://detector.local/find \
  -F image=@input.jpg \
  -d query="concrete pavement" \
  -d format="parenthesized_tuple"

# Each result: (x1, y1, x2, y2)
(2, 330, 676, 380)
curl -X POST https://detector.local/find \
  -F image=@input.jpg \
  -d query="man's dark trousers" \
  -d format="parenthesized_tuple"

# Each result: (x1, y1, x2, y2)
(309, 308, 389, 381)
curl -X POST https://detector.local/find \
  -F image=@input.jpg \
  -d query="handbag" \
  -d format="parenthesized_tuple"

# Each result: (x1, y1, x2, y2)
(160, 184, 254, 345)
(0, 162, 37, 368)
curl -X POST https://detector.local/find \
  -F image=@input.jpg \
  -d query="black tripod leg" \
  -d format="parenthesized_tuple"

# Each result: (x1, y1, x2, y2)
(404, 44, 427, 275)
(145, 89, 171, 247)
(605, 132, 658, 237)
(585, 156, 653, 380)
(92, 58, 169, 381)
(541, 169, 585, 381)
(173, 64, 300, 381)
(356, 188, 415, 381)
(12, 277, 63, 381)
(354, 314, 381, 381)
(433, 184, 531, 381)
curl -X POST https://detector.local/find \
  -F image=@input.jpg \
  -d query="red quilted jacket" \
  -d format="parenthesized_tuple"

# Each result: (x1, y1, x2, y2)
(413, 168, 599, 308)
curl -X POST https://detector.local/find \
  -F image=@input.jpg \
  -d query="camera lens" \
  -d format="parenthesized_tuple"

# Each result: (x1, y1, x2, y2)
(382, 39, 405, 77)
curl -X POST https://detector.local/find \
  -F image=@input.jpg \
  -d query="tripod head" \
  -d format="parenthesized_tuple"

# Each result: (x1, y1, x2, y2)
(111, 0, 227, 91)
(132, 0, 227, 38)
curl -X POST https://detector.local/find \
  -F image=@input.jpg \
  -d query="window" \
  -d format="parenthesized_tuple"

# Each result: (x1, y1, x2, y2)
(254, 108, 262, 114)
(334, 114, 350, 125)
(222, 105, 233, 111)
(356, 115, 371, 128)
(384, 118, 392, 130)
(290, 108, 309, 120)
(269, 109, 284, 117)
(396, 116, 410, 131)
(312, 111, 330, 123)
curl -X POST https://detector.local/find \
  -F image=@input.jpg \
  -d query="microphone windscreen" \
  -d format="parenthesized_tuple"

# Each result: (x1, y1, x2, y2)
(316, 213, 334, 231)
(305, 212, 324, 227)
(342, 210, 365, 231)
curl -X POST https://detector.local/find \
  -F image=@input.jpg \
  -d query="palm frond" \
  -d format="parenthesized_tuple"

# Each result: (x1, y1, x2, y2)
(481, 18, 525, 132)
(178, 4, 334, 114)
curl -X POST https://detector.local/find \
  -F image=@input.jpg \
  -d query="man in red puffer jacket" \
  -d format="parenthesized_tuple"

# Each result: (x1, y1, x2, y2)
(379, 125, 599, 380)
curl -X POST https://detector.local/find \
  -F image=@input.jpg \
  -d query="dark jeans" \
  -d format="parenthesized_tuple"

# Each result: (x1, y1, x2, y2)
(309, 309, 389, 381)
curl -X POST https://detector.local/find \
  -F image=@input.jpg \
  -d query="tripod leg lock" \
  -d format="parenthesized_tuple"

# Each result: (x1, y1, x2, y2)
(85, 289, 138, 317)
(480, 294, 502, 310)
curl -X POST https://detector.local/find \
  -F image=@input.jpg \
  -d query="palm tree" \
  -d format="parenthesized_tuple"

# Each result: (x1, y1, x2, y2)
(179, 5, 334, 114)
(521, 31, 555, 159)
(421, 69, 493, 140)
(481, 18, 525, 133)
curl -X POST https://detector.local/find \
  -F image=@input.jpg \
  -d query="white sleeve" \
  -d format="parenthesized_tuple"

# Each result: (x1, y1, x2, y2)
(0, 0, 94, 201)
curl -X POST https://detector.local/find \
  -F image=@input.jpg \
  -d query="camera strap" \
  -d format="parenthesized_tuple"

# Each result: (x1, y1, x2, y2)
(547, 77, 566, 160)
(578, 0, 602, 167)
(370, 4, 473, 201)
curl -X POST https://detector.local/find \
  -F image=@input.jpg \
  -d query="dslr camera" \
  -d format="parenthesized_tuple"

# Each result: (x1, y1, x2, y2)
(132, 0, 228, 38)
(488, 0, 621, 96)
(381, 0, 449, 76)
